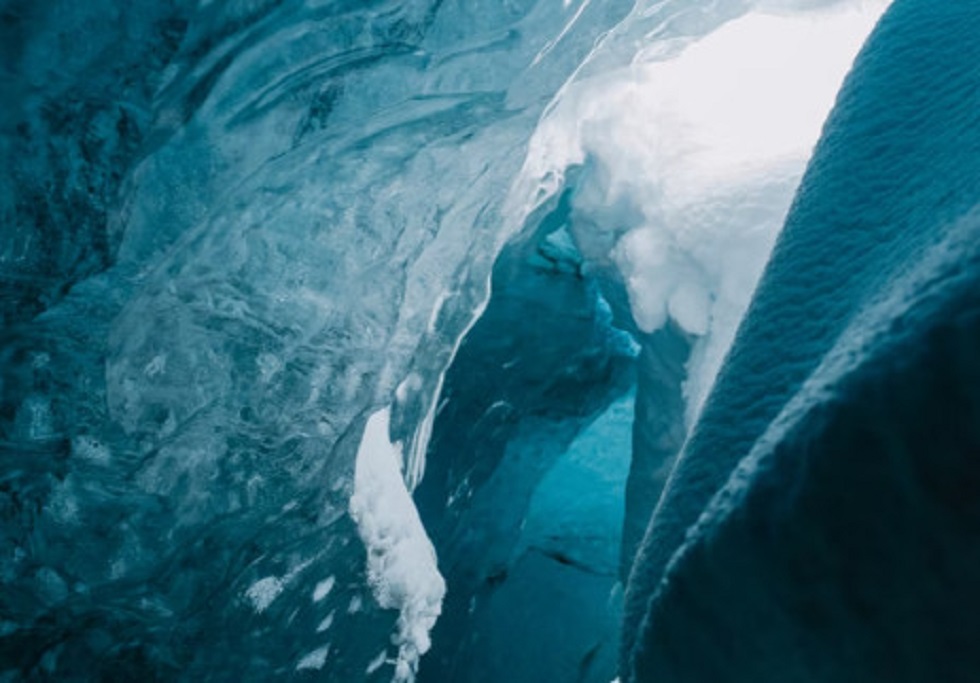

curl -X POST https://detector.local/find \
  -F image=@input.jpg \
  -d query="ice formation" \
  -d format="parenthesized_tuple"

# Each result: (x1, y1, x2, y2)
(3, 0, 979, 682)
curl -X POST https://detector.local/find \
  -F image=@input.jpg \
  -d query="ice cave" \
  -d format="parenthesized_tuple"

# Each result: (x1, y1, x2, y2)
(2, 0, 979, 681)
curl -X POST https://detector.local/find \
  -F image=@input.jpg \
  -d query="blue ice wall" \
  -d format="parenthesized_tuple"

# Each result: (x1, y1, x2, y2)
(0, 0, 190, 325)
(623, 1, 980, 680)
(0, 1, 633, 679)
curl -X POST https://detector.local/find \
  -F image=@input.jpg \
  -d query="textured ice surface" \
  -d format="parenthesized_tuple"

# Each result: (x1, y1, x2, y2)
(622, 1, 980, 680)
(0, 0, 631, 679)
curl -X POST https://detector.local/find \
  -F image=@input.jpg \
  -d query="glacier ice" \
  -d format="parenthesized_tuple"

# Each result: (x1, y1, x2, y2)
(1, 0, 634, 679)
(4, 0, 978, 681)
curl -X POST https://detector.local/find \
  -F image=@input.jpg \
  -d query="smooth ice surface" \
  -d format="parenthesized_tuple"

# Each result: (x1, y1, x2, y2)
(520, 388, 634, 570)
(622, 1, 980, 680)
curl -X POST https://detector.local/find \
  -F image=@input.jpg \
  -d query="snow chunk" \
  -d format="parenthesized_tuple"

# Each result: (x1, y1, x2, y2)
(245, 576, 283, 613)
(518, 0, 890, 423)
(243, 558, 313, 614)
(316, 612, 334, 633)
(296, 644, 330, 671)
(349, 408, 446, 682)
(312, 576, 335, 603)
(367, 651, 388, 675)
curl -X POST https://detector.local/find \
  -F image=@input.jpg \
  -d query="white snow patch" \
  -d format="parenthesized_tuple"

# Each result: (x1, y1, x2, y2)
(244, 559, 313, 614)
(245, 576, 283, 613)
(296, 644, 331, 671)
(367, 650, 388, 675)
(349, 408, 446, 683)
(316, 611, 335, 633)
(347, 595, 363, 614)
(312, 576, 335, 603)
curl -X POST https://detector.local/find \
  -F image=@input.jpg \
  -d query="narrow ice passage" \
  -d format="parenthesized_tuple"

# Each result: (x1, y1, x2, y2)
(411, 3, 892, 681)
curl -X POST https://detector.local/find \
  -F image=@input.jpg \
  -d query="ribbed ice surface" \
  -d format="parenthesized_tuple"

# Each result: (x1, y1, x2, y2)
(622, 2, 980, 680)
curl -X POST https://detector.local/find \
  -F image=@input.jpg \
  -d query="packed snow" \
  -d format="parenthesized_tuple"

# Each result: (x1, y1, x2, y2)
(350, 408, 446, 682)
(515, 0, 889, 422)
